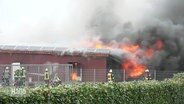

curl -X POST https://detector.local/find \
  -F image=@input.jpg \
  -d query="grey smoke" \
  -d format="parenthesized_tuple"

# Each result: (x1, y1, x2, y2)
(89, 0, 184, 71)
(1, 0, 184, 71)
(0, 0, 102, 46)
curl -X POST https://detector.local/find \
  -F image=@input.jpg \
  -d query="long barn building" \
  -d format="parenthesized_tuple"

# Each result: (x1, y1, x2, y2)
(0, 45, 122, 83)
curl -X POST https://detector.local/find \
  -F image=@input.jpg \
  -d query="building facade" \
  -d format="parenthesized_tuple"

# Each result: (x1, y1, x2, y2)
(0, 45, 122, 83)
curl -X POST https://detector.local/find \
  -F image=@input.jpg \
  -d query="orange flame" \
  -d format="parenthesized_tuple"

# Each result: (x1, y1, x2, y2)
(121, 44, 139, 53)
(155, 40, 163, 50)
(123, 59, 146, 78)
(95, 44, 103, 49)
(90, 39, 164, 78)
(145, 48, 154, 58)
(95, 43, 111, 49)
(71, 72, 77, 81)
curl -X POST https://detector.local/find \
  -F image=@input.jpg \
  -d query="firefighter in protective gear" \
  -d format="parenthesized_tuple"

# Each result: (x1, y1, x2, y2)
(22, 67, 26, 77)
(2, 67, 10, 86)
(107, 69, 114, 83)
(145, 69, 152, 80)
(14, 68, 21, 86)
(14, 67, 26, 86)
(44, 68, 50, 85)
(52, 73, 61, 86)
(21, 67, 26, 86)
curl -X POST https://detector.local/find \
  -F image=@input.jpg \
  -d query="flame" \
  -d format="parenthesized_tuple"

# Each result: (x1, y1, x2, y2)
(123, 59, 146, 78)
(95, 44, 102, 49)
(89, 38, 164, 78)
(95, 43, 103, 49)
(145, 48, 154, 58)
(121, 44, 139, 53)
(95, 43, 112, 49)
(155, 40, 163, 50)
(71, 72, 77, 81)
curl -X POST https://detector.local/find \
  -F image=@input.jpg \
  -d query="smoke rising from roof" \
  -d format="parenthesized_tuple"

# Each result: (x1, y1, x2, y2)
(1, 0, 184, 71)
(0, 0, 155, 47)
(89, 0, 184, 71)
(0, 0, 104, 46)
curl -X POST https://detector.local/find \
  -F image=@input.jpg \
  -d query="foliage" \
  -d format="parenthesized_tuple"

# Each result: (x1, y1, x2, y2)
(172, 72, 184, 80)
(0, 75, 184, 104)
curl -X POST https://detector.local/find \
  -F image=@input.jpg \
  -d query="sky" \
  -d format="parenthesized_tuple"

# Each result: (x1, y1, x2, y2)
(0, 0, 152, 47)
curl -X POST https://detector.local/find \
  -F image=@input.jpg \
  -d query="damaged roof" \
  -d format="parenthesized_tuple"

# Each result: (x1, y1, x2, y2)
(0, 45, 111, 57)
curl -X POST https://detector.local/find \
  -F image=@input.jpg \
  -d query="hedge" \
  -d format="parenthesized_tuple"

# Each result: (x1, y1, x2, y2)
(0, 73, 184, 104)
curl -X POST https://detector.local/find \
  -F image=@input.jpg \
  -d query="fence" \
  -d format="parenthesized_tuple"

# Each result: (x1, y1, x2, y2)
(0, 64, 73, 86)
(0, 64, 183, 87)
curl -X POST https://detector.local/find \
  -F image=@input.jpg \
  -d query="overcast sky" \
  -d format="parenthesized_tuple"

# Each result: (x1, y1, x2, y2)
(0, 0, 151, 47)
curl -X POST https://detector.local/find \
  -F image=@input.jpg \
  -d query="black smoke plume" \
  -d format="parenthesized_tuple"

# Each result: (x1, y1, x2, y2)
(88, 0, 184, 71)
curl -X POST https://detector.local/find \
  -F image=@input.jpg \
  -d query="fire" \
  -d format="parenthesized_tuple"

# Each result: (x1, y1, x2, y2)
(95, 43, 112, 49)
(71, 72, 77, 81)
(121, 44, 139, 53)
(123, 59, 146, 78)
(95, 43, 106, 49)
(155, 40, 163, 50)
(95, 43, 103, 49)
(90, 38, 164, 78)
(145, 48, 154, 58)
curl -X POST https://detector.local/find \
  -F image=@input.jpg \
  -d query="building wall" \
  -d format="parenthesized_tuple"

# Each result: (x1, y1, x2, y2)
(0, 52, 107, 82)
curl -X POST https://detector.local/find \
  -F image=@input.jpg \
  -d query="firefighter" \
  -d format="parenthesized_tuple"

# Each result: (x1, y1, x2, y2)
(14, 67, 26, 86)
(28, 77, 34, 87)
(22, 67, 26, 77)
(145, 69, 152, 80)
(107, 69, 114, 83)
(52, 73, 61, 86)
(44, 68, 50, 85)
(2, 67, 10, 86)
(21, 67, 26, 86)
(14, 68, 21, 86)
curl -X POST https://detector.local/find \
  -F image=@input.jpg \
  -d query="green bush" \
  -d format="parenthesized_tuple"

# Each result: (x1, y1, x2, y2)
(0, 75, 184, 104)
(173, 72, 184, 80)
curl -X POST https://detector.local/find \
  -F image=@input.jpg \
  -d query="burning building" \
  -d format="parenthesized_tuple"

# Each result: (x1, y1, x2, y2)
(0, 45, 122, 83)
(85, 0, 184, 77)
(0, 39, 180, 83)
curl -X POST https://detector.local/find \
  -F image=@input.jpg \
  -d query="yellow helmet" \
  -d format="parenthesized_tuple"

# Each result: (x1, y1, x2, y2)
(45, 68, 49, 72)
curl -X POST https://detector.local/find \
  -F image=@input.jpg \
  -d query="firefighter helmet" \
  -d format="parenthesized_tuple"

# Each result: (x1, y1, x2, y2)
(145, 69, 149, 72)
(5, 67, 9, 70)
(45, 68, 48, 72)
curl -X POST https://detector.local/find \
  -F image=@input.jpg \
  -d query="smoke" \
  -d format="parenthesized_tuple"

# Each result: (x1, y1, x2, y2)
(88, 0, 184, 71)
(1, 0, 184, 71)
(0, 0, 103, 46)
